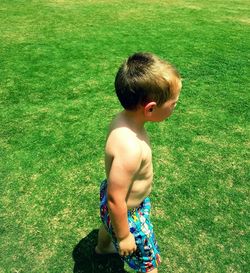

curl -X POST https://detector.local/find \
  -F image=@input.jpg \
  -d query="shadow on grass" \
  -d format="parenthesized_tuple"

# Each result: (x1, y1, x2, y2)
(72, 229, 128, 273)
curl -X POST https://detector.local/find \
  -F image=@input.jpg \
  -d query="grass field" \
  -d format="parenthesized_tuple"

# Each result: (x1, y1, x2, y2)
(0, 0, 249, 272)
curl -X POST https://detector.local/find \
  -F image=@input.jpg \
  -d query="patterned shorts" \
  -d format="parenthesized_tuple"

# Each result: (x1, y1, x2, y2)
(99, 180, 161, 272)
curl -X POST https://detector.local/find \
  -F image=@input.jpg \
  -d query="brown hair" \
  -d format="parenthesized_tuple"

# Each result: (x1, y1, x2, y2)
(115, 52, 181, 110)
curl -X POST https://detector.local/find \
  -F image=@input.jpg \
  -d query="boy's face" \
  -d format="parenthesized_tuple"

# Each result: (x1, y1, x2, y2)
(152, 95, 180, 121)
(148, 80, 182, 122)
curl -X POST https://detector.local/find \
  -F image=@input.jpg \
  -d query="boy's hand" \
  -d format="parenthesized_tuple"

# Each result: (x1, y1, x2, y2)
(118, 232, 137, 256)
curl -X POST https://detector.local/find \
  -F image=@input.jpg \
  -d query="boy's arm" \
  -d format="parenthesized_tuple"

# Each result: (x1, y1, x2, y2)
(106, 133, 142, 255)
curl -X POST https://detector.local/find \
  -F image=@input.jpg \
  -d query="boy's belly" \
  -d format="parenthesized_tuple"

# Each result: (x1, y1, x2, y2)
(126, 178, 153, 209)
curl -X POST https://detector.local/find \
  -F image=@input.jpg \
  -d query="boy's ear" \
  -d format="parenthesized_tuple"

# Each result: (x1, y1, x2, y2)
(144, 102, 157, 117)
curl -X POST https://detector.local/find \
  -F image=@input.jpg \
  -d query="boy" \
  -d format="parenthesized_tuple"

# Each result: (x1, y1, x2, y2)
(94, 52, 182, 273)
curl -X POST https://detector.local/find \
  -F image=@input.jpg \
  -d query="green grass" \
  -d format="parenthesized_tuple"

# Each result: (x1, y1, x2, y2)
(0, 0, 249, 272)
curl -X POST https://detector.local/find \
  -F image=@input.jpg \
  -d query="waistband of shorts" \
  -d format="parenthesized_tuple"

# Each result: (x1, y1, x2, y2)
(101, 179, 150, 214)
(127, 196, 150, 214)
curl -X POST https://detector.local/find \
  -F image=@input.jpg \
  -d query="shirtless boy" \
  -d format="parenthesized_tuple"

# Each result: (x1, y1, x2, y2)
(94, 52, 182, 273)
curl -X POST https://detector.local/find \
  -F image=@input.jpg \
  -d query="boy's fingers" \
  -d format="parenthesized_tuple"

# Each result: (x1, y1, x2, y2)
(128, 247, 136, 255)
(120, 250, 129, 256)
(119, 246, 136, 256)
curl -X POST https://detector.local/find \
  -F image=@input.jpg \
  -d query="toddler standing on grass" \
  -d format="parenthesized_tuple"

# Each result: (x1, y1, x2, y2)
(94, 52, 182, 273)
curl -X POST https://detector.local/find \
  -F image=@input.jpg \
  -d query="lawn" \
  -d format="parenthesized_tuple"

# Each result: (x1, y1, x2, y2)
(0, 0, 249, 272)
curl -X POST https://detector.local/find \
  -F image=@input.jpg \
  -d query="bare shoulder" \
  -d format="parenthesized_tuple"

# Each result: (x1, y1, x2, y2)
(106, 126, 142, 158)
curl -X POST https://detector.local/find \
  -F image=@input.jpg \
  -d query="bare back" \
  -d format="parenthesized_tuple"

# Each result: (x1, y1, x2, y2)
(105, 112, 153, 209)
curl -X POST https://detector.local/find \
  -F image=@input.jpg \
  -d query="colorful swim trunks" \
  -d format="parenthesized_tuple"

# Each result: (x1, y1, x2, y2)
(99, 179, 161, 272)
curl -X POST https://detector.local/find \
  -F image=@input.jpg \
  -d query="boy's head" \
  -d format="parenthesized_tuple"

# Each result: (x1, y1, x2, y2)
(115, 52, 181, 111)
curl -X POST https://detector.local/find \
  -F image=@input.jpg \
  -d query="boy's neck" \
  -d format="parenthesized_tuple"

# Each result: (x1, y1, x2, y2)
(121, 109, 146, 131)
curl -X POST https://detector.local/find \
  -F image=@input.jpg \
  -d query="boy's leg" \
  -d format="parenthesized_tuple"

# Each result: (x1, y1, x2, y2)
(93, 225, 125, 273)
(95, 224, 117, 254)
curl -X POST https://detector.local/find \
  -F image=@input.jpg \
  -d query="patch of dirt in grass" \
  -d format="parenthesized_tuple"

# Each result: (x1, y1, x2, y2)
(178, 2, 202, 10)
(48, 0, 68, 3)
(154, 207, 166, 218)
(1, 27, 32, 44)
(193, 135, 214, 145)
(230, 17, 250, 25)
(37, 246, 55, 260)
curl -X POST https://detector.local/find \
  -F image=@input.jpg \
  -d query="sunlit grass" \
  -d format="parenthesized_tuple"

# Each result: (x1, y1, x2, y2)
(0, 0, 249, 272)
